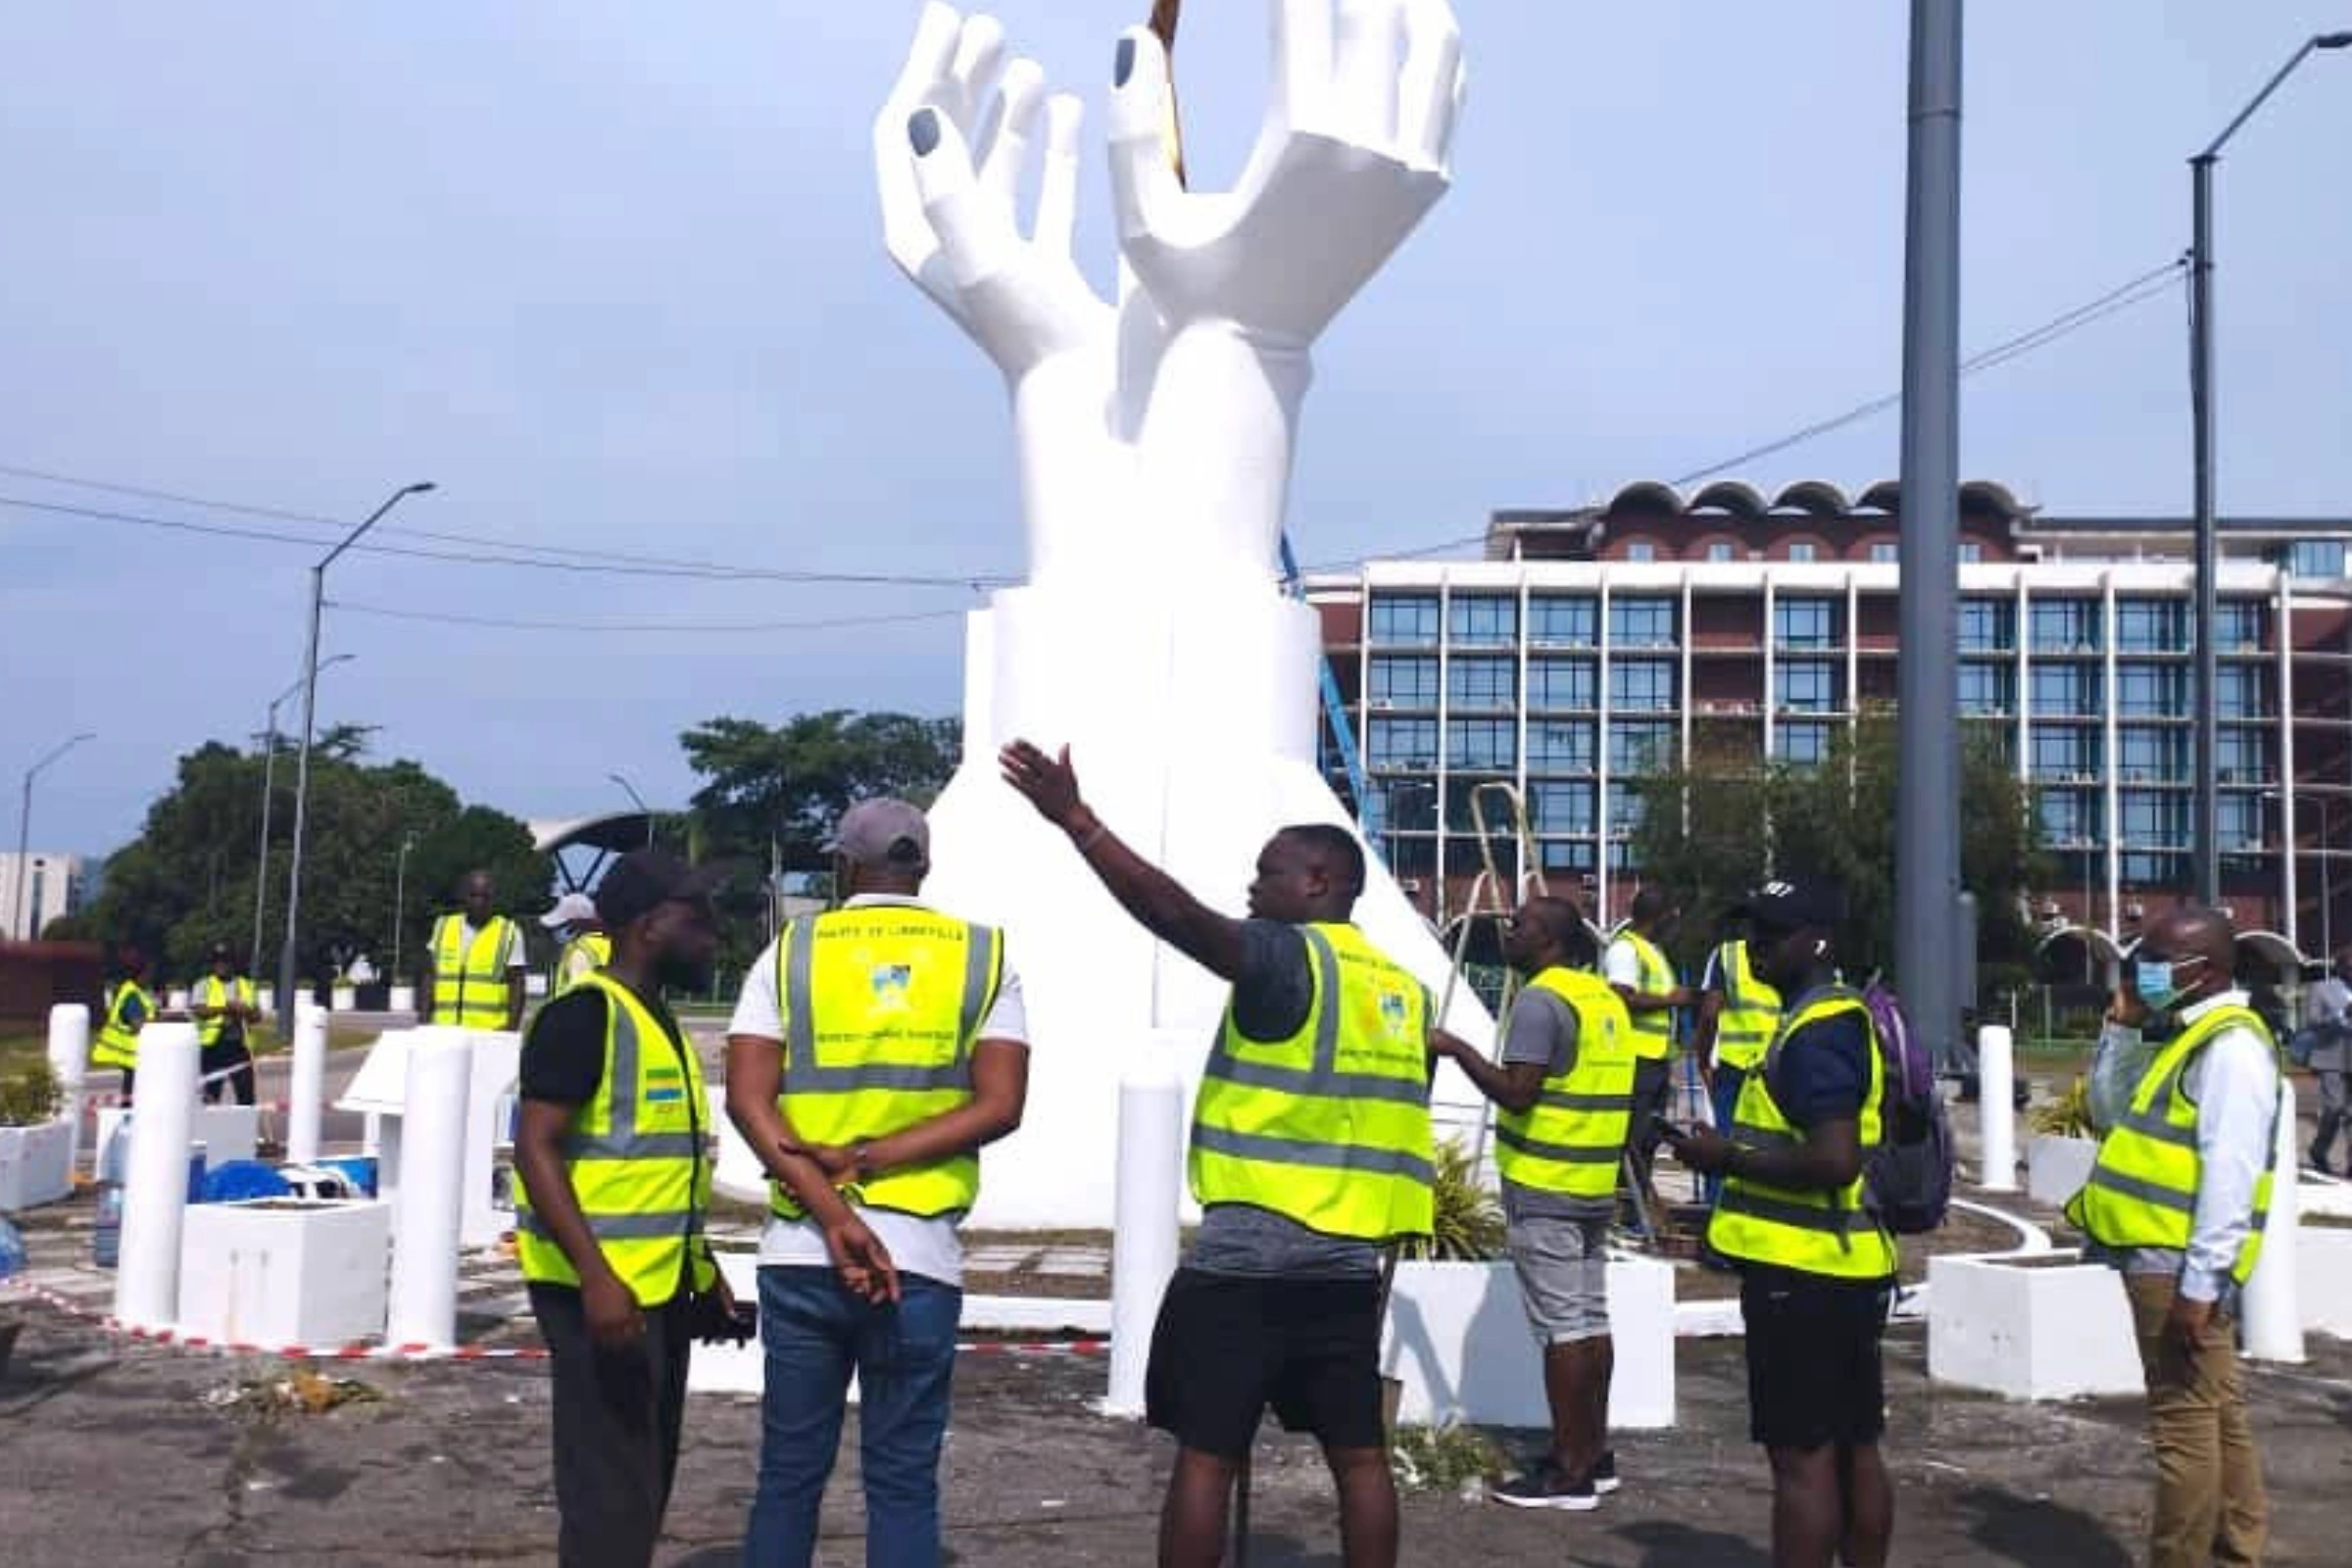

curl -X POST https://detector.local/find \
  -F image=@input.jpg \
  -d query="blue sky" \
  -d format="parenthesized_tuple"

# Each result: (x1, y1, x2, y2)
(5, 2, 2348, 857)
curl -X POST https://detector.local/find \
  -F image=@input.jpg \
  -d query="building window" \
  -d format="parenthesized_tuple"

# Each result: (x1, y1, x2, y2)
(2115, 662, 2186, 718)
(2120, 791, 2187, 849)
(1960, 598, 2016, 654)
(1776, 661, 1839, 714)
(2115, 600, 2187, 653)
(2030, 723, 2101, 781)
(2217, 728, 2269, 784)
(1608, 720, 1676, 775)
(1367, 717, 1438, 769)
(1958, 662, 2014, 716)
(1529, 596, 1598, 647)
(1706, 541, 1736, 564)
(1960, 542, 1984, 564)
(2120, 852, 2187, 886)
(2286, 540, 2348, 578)
(1608, 660, 1676, 712)
(2217, 665, 2266, 719)
(1529, 781, 1595, 836)
(1608, 790, 1645, 835)
(1538, 837, 1595, 875)
(1446, 717, 1516, 770)
(2214, 601, 2265, 651)
(2116, 725, 2186, 784)
(1446, 657, 1516, 710)
(1608, 597, 1677, 649)
(1368, 656, 1438, 708)
(1369, 593, 1441, 647)
(2031, 598, 2101, 654)
(1368, 780, 1437, 835)
(2030, 663, 2100, 717)
(1777, 720, 1837, 764)
(1870, 542, 1898, 564)
(1529, 658, 1596, 710)
(1528, 720, 1597, 773)
(1625, 540, 1657, 563)
(2217, 794, 2264, 851)
(2038, 789, 2101, 847)
(1788, 541, 1818, 563)
(1448, 595, 1517, 648)
(1774, 597, 1839, 651)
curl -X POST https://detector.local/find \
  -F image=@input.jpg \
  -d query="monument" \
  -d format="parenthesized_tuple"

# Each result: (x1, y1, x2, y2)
(875, 1, 1484, 1226)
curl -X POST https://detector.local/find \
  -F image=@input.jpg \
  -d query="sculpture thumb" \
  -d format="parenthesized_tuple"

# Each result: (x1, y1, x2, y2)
(1107, 26, 1182, 245)
(908, 107, 1009, 292)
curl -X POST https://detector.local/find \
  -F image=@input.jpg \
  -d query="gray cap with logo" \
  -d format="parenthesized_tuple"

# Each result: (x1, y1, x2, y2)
(826, 799, 930, 868)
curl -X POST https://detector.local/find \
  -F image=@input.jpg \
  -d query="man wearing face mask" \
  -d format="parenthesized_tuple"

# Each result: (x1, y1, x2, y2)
(2069, 906, 2279, 1568)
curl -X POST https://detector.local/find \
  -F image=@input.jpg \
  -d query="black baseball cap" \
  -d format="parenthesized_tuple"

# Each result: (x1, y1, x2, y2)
(593, 850, 727, 930)
(1734, 876, 1847, 935)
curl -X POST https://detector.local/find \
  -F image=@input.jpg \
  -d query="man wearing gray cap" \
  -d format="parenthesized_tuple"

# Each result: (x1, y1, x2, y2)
(725, 798, 1032, 1567)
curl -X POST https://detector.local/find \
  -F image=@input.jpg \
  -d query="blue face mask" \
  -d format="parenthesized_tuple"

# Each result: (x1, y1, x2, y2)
(2134, 955, 2204, 1014)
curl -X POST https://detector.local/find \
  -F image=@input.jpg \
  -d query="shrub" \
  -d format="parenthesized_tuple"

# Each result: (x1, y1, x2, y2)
(1401, 1138, 1504, 1262)
(0, 1060, 62, 1128)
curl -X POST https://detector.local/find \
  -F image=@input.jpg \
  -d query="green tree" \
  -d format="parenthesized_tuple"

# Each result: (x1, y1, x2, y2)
(680, 710, 961, 873)
(1631, 714, 2044, 1002)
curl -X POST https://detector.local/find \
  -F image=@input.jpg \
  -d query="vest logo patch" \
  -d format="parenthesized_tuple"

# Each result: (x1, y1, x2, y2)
(1378, 990, 1412, 1040)
(645, 1087, 684, 1104)
(870, 963, 913, 1009)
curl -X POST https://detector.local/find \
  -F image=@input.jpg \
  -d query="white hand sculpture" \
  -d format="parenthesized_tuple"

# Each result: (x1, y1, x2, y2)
(874, 3, 1155, 584)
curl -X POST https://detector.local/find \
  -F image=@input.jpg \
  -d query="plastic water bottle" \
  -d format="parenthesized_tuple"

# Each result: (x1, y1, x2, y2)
(0, 1216, 25, 1282)
(93, 1125, 128, 1268)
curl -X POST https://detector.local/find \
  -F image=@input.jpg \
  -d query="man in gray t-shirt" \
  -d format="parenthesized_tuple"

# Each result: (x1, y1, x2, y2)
(2307, 946, 2352, 1175)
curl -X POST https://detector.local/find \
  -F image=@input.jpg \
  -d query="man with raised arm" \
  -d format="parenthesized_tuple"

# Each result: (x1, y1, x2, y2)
(1001, 740, 1437, 1568)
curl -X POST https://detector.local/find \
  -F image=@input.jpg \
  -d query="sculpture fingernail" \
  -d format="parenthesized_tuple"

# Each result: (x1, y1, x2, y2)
(1113, 36, 1137, 88)
(908, 108, 942, 156)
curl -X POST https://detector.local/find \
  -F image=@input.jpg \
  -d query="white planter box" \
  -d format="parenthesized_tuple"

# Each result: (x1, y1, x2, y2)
(97, 1104, 260, 1174)
(388, 985, 416, 1014)
(331, 985, 358, 1012)
(177, 1199, 392, 1348)
(2301, 1225, 2352, 1339)
(2026, 1135, 2098, 1208)
(1928, 1251, 2143, 1399)
(0, 1117, 74, 1210)
(1380, 1256, 1675, 1431)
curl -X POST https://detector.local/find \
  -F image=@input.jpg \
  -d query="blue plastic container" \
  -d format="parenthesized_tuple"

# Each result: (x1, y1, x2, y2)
(320, 1156, 379, 1198)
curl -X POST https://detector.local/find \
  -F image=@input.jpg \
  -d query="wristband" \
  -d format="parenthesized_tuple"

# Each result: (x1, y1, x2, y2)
(1073, 818, 1108, 854)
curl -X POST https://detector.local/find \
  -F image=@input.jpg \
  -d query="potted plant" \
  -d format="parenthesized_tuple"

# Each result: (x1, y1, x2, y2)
(0, 1059, 74, 1212)
(2025, 1077, 2099, 1206)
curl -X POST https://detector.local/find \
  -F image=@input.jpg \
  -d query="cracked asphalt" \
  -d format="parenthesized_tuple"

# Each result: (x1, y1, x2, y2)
(3, 1306, 2348, 1565)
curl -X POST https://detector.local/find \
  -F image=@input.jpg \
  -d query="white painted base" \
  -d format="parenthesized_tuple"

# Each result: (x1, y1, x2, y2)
(1927, 1251, 2143, 1400)
(2300, 1174, 2352, 1222)
(389, 986, 416, 1014)
(97, 1104, 259, 1174)
(2299, 1226, 2352, 1339)
(0, 1117, 74, 1210)
(2025, 1135, 2098, 1208)
(331, 986, 358, 1012)
(1380, 1257, 1676, 1431)
(176, 1199, 392, 1348)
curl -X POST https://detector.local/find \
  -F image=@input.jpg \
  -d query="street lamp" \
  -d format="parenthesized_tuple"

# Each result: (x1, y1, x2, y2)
(391, 833, 417, 986)
(13, 732, 95, 941)
(608, 772, 656, 848)
(250, 655, 355, 976)
(2188, 29, 2352, 906)
(277, 481, 436, 1024)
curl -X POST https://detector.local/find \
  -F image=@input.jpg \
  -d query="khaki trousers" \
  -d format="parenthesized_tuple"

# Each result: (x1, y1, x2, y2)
(2124, 1273, 2268, 1568)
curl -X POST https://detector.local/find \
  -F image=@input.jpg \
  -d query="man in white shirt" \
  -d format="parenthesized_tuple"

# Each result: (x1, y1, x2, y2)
(2302, 946, 2352, 1175)
(2073, 906, 2278, 1568)
(724, 799, 1030, 1566)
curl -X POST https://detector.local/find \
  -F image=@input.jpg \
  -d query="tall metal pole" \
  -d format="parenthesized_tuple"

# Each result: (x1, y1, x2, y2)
(14, 732, 95, 942)
(277, 481, 435, 1027)
(251, 660, 351, 978)
(392, 833, 415, 982)
(2187, 31, 2352, 909)
(609, 772, 655, 848)
(1895, 0, 1964, 1068)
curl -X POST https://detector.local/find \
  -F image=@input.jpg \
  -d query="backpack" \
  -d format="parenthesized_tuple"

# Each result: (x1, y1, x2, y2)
(1859, 980, 1954, 1235)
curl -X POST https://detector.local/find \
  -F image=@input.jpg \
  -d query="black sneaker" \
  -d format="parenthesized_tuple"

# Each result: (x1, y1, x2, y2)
(1592, 1450, 1621, 1495)
(1490, 1464, 1600, 1512)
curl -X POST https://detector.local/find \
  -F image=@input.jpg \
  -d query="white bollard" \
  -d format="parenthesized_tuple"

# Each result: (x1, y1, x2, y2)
(1976, 1024, 2018, 1193)
(386, 1027, 473, 1350)
(285, 1002, 329, 1166)
(1103, 1032, 1185, 1417)
(2241, 1078, 2304, 1364)
(388, 984, 416, 1015)
(113, 1022, 201, 1332)
(46, 1003, 90, 1177)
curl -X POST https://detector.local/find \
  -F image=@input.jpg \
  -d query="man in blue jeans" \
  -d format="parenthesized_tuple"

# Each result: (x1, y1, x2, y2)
(725, 800, 1032, 1566)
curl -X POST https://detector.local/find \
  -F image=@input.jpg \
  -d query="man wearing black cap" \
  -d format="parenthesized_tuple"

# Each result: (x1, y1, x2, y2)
(1668, 877, 1897, 1568)
(513, 849, 735, 1568)
(725, 798, 1031, 1567)
(191, 943, 263, 1106)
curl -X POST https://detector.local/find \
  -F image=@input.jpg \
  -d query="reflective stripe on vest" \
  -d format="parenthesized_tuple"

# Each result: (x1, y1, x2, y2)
(2064, 1003, 2279, 1286)
(92, 981, 152, 1069)
(514, 972, 714, 1305)
(195, 976, 257, 1048)
(1615, 930, 1677, 1060)
(1705, 991, 1898, 1281)
(1711, 940, 1782, 1073)
(1191, 922, 1437, 1242)
(770, 906, 1004, 1221)
(431, 915, 515, 1028)
(554, 932, 612, 997)
(1494, 966, 1637, 1199)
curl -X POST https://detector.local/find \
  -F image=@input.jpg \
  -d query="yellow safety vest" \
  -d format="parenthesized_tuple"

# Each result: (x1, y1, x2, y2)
(770, 906, 1004, 1222)
(92, 980, 154, 1069)
(1710, 940, 1782, 1074)
(429, 914, 517, 1029)
(194, 975, 258, 1049)
(1706, 990, 1898, 1282)
(2065, 1003, 2279, 1287)
(514, 972, 715, 1305)
(1494, 966, 1637, 1200)
(1192, 921, 1437, 1242)
(554, 932, 612, 996)
(1614, 929, 1678, 1061)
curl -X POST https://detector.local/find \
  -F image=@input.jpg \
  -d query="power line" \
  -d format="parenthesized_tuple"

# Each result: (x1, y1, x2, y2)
(325, 599, 972, 635)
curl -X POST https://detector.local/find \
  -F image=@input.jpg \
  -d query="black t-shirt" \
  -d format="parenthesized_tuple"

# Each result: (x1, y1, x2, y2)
(518, 983, 693, 1106)
(1230, 920, 1316, 1042)
(1765, 1003, 1873, 1129)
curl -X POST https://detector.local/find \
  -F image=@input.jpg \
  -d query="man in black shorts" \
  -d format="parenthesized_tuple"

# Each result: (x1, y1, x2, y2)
(1672, 877, 1896, 1568)
(1002, 740, 1438, 1568)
